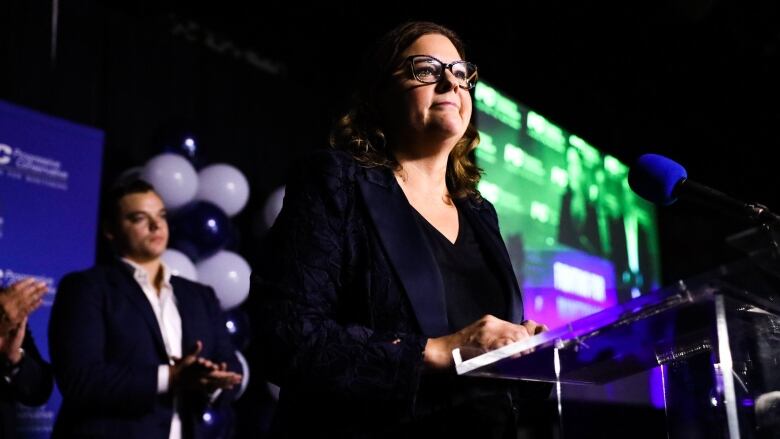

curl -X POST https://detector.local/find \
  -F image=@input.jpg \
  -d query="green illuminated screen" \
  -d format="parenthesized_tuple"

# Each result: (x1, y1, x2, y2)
(474, 81, 662, 329)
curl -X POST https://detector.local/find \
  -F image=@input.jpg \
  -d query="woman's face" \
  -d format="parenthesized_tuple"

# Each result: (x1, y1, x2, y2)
(384, 34, 473, 151)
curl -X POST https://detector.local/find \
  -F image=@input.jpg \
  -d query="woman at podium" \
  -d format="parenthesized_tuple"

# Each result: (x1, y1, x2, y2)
(250, 20, 549, 438)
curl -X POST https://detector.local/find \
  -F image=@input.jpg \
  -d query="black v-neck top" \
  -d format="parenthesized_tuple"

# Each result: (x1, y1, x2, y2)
(409, 206, 516, 436)
(413, 206, 508, 331)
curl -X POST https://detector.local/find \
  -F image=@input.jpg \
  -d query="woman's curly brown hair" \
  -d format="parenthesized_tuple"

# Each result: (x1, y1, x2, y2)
(329, 21, 482, 199)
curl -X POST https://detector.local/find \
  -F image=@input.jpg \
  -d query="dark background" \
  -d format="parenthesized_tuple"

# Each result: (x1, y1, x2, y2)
(3, 1, 778, 437)
(4, 1, 779, 283)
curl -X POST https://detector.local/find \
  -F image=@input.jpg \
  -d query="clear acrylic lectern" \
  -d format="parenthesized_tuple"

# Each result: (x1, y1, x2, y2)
(455, 226, 780, 438)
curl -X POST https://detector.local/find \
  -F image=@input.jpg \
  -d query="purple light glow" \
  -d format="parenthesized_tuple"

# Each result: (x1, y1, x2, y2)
(522, 248, 617, 330)
(649, 366, 666, 409)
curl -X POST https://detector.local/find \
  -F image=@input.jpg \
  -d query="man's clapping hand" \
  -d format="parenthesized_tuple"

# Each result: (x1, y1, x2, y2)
(169, 341, 242, 394)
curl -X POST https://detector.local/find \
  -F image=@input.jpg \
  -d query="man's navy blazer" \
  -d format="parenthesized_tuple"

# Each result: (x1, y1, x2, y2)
(49, 260, 240, 439)
(251, 149, 529, 436)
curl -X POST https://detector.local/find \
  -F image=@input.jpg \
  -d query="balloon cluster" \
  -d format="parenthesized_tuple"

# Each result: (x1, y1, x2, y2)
(122, 131, 286, 433)
(131, 133, 258, 430)
(128, 134, 252, 312)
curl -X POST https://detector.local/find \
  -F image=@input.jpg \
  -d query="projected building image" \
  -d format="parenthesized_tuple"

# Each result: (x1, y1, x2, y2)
(474, 81, 662, 331)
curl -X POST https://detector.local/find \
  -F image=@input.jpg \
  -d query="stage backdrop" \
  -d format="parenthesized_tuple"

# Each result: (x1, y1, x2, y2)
(0, 100, 103, 438)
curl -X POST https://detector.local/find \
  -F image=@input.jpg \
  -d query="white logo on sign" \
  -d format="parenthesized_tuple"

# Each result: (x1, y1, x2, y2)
(0, 144, 11, 165)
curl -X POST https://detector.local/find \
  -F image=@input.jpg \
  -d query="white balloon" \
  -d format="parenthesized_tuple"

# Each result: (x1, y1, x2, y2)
(141, 153, 198, 210)
(161, 249, 198, 281)
(196, 163, 250, 217)
(262, 186, 286, 229)
(234, 350, 250, 400)
(196, 250, 251, 310)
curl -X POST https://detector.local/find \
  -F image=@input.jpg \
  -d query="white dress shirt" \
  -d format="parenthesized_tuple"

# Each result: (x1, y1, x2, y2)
(123, 258, 183, 439)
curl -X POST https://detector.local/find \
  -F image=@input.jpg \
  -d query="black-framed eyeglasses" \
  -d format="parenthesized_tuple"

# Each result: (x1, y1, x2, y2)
(406, 55, 479, 90)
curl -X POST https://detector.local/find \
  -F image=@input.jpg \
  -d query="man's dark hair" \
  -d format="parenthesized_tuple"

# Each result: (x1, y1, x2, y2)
(100, 179, 157, 232)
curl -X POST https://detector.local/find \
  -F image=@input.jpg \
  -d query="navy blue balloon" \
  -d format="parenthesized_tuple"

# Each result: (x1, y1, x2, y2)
(169, 201, 232, 261)
(155, 125, 207, 168)
(165, 132, 198, 159)
(224, 309, 251, 351)
(200, 407, 233, 439)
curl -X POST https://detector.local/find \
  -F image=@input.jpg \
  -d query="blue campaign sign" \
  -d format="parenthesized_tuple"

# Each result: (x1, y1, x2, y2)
(0, 100, 103, 437)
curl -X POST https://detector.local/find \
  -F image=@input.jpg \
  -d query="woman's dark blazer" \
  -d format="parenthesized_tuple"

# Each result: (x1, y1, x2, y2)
(250, 149, 525, 437)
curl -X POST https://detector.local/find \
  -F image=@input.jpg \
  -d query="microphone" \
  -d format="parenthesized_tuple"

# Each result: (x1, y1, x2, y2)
(628, 153, 780, 223)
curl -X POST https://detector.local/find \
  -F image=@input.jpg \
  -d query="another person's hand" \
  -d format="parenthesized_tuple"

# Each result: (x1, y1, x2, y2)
(0, 279, 47, 336)
(0, 317, 27, 365)
(423, 315, 549, 371)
